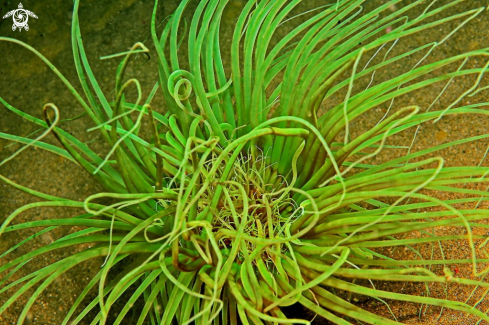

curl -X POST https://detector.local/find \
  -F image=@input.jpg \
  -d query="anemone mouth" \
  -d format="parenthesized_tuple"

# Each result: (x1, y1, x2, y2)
(158, 147, 304, 267)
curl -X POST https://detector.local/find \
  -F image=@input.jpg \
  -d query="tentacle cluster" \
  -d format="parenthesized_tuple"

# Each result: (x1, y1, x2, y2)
(2, 0, 489, 324)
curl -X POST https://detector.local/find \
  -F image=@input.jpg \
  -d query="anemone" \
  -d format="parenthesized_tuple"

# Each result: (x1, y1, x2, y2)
(1, 0, 489, 324)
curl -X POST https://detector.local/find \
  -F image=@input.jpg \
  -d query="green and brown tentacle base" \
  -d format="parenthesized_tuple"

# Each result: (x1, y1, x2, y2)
(2, 0, 489, 324)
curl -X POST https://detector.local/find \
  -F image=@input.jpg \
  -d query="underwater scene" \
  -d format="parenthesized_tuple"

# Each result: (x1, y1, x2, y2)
(1, 0, 489, 324)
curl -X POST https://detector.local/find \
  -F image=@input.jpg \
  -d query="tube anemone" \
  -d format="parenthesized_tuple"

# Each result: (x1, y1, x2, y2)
(1, 1, 489, 324)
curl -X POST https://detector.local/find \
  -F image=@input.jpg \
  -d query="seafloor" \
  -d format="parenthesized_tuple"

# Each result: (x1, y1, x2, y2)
(1, 0, 489, 324)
